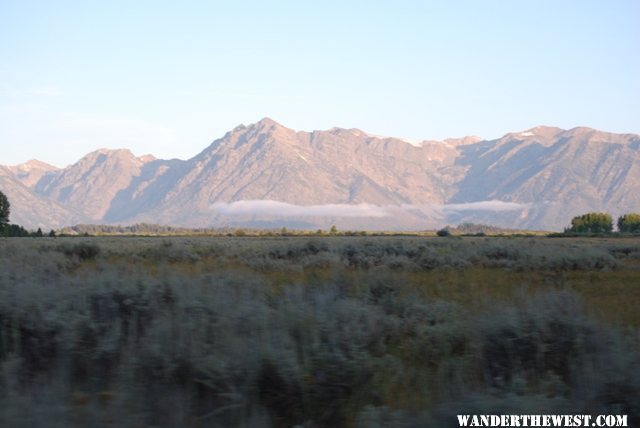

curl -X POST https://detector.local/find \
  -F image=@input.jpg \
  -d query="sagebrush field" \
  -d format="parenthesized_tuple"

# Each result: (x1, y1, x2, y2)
(1, 236, 639, 427)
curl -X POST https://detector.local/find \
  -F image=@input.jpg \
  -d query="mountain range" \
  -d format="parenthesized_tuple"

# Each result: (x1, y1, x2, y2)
(1, 118, 639, 231)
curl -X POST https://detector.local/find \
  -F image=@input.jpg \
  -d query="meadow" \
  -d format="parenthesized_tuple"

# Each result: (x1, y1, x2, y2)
(0, 235, 639, 427)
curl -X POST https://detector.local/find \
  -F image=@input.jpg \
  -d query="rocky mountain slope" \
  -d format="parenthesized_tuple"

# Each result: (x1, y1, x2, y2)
(448, 126, 640, 228)
(2, 118, 638, 231)
(0, 166, 87, 229)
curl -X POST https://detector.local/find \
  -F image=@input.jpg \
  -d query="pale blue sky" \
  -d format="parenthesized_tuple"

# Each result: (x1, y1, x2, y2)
(1, 0, 639, 166)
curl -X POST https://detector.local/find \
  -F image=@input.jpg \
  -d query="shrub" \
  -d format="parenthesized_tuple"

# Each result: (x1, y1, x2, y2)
(1, 236, 639, 426)
(57, 242, 101, 260)
(436, 228, 451, 237)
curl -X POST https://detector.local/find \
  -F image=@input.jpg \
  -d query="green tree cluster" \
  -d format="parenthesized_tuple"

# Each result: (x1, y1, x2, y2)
(617, 213, 640, 233)
(0, 190, 9, 229)
(1, 224, 30, 237)
(569, 212, 613, 234)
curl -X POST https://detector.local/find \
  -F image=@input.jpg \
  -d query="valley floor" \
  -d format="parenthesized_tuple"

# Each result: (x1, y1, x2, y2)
(0, 236, 639, 427)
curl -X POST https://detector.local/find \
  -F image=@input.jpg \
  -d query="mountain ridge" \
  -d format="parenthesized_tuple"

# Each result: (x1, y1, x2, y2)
(2, 119, 639, 231)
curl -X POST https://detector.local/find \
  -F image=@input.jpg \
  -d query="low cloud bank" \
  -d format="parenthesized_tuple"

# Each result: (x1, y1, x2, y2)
(211, 200, 391, 218)
(442, 200, 530, 212)
(211, 200, 529, 218)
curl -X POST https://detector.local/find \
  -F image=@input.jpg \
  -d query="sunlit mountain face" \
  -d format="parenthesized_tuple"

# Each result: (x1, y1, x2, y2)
(2, 119, 639, 231)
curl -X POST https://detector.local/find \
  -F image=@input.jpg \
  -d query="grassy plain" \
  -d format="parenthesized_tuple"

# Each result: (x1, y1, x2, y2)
(0, 235, 639, 427)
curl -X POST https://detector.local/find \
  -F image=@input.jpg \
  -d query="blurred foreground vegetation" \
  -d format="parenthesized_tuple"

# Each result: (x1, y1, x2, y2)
(0, 236, 639, 427)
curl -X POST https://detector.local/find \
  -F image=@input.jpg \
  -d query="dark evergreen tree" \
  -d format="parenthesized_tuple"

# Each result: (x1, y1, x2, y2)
(0, 190, 9, 230)
(1, 224, 29, 237)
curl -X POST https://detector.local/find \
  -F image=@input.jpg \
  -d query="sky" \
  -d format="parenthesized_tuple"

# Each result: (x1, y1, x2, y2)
(1, 0, 639, 167)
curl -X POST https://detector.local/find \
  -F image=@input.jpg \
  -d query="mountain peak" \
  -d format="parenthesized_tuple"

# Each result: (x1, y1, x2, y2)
(502, 126, 565, 140)
(521, 125, 565, 138)
(564, 126, 604, 138)
(75, 148, 145, 166)
(229, 117, 290, 136)
(247, 117, 295, 140)
(91, 148, 135, 156)
(254, 117, 284, 129)
(10, 159, 59, 172)
(443, 136, 483, 146)
(137, 154, 156, 163)
(7, 159, 60, 188)
(327, 126, 364, 136)
(258, 116, 278, 125)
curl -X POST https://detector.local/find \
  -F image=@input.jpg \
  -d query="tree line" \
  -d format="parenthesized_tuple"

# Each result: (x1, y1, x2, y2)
(2, 189, 640, 237)
(567, 212, 640, 234)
